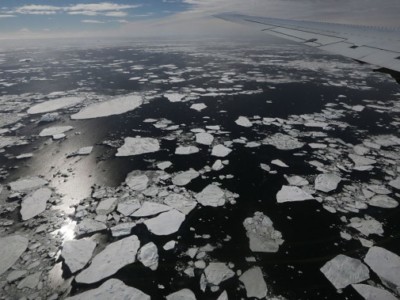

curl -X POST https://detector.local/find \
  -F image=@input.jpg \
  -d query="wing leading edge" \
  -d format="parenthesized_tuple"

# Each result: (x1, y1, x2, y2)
(217, 13, 400, 73)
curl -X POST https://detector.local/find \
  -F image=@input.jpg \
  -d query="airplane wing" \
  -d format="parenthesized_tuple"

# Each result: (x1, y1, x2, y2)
(216, 13, 400, 73)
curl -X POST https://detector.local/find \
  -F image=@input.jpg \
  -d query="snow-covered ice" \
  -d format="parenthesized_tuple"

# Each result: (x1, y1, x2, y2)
(320, 254, 370, 289)
(20, 188, 52, 220)
(71, 94, 143, 119)
(116, 137, 160, 157)
(239, 267, 268, 299)
(28, 96, 83, 114)
(195, 184, 226, 207)
(62, 239, 96, 273)
(144, 209, 185, 236)
(276, 185, 314, 203)
(138, 242, 159, 271)
(75, 235, 140, 284)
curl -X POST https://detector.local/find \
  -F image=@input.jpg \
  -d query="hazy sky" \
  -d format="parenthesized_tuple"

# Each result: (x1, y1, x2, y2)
(0, 0, 399, 39)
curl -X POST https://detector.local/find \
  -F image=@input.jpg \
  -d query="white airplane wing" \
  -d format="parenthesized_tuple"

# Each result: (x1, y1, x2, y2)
(217, 13, 400, 73)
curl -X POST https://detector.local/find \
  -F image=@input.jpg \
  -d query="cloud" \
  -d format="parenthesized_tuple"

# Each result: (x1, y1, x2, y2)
(0, 14, 15, 18)
(81, 19, 105, 24)
(11, 2, 140, 17)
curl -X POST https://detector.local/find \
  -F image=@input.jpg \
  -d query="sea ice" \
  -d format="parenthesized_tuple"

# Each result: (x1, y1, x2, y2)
(62, 239, 96, 273)
(195, 132, 214, 146)
(144, 209, 185, 235)
(110, 222, 137, 237)
(175, 145, 200, 155)
(262, 133, 304, 150)
(116, 137, 160, 157)
(364, 246, 400, 290)
(320, 254, 370, 289)
(117, 198, 141, 216)
(243, 212, 284, 253)
(96, 197, 118, 215)
(348, 217, 383, 236)
(9, 176, 47, 192)
(131, 201, 172, 217)
(239, 267, 268, 299)
(314, 173, 341, 193)
(164, 93, 185, 102)
(0, 235, 29, 276)
(75, 219, 107, 236)
(66, 279, 150, 300)
(166, 289, 196, 300)
(204, 262, 235, 286)
(211, 145, 232, 157)
(190, 103, 207, 112)
(235, 116, 252, 127)
(195, 184, 226, 207)
(276, 186, 314, 203)
(164, 193, 197, 215)
(75, 235, 140, 284)
(389, 177, 400, 190)
(284, 175, 309, 186)
(368, 195, 398, 208)
(20, 187, 52, 220)
(138, 242, 159, 271)
(172, 169, 199, 186)
(125, 173, 149, 191)
(28, 96, 83, 114)
(71, 94, 142, 119)
(39, 126, 73, 138)
(352, 284, 397, 300)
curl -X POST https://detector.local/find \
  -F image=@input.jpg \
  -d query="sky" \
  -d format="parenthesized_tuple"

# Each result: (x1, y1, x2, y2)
(0, 0, 399, 39)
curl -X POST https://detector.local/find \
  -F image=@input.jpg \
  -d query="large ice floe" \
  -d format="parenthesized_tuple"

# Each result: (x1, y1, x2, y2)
(320, 254, 370, 289)
(0, 236, 29, 276)
(61, 239, 96, 274)
(262, 133, 304, 150)
(20, 187, 52, 220)
(67, 279, 150, 300)
(239, 267, 268, 299)
(75, 235, 140, 284)
(143, 209, 186, 235)
(116, 137, 160, 156)
(71, 94, 143, 119)
(28, 96, 83, 114)
(195, 184, 226, 207)
(39, 126, 73, 139)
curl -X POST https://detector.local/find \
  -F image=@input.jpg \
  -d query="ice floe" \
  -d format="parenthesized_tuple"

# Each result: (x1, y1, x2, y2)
(138, 242, 159, 271)
(368, 195, 398, 208)
(71, 94, 142, 119)
(116, 137, 160, 157)
(0, 235, 28, 276)
(190, 103, 207, 112)
(352, 284, 397, 300)
(195, 132, 214, 146)
(20, 187, 52, 220)
(164, 93, 185, 102)
(364, 247, 400, 290)
(211, 145, 232, 157)
(204, 262, 235, 286)
(348, 216, 383, 236)
(110, 222, 137, 237)
(9, 176, 47, 192)
(75, 235, 140, 284)
(28, 96, 83, 114)
(39, 126, 73, 139)
(144, 209, 185, 235)
(172, 169, 199, 186)
(166, 289, 196, 300)
(61, 239, 96, 273)
(235, 116, 252, 127)
(67, 279, 150, 300)
(314, 173, 341, 193)
(164, 193, 197, 215)
(125, 172, 149, 191)
(239, 267, 268, 299)
(195, 184, 226, 207)
(276, 186, 314, 203)
(175, 145, 200, 155)
(75, 219, 107, 236)
(243, 212, 283, 253)
(131, 201, 171, 217)
(320, 254, 370, 289)
(262, 133, 304, 150)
